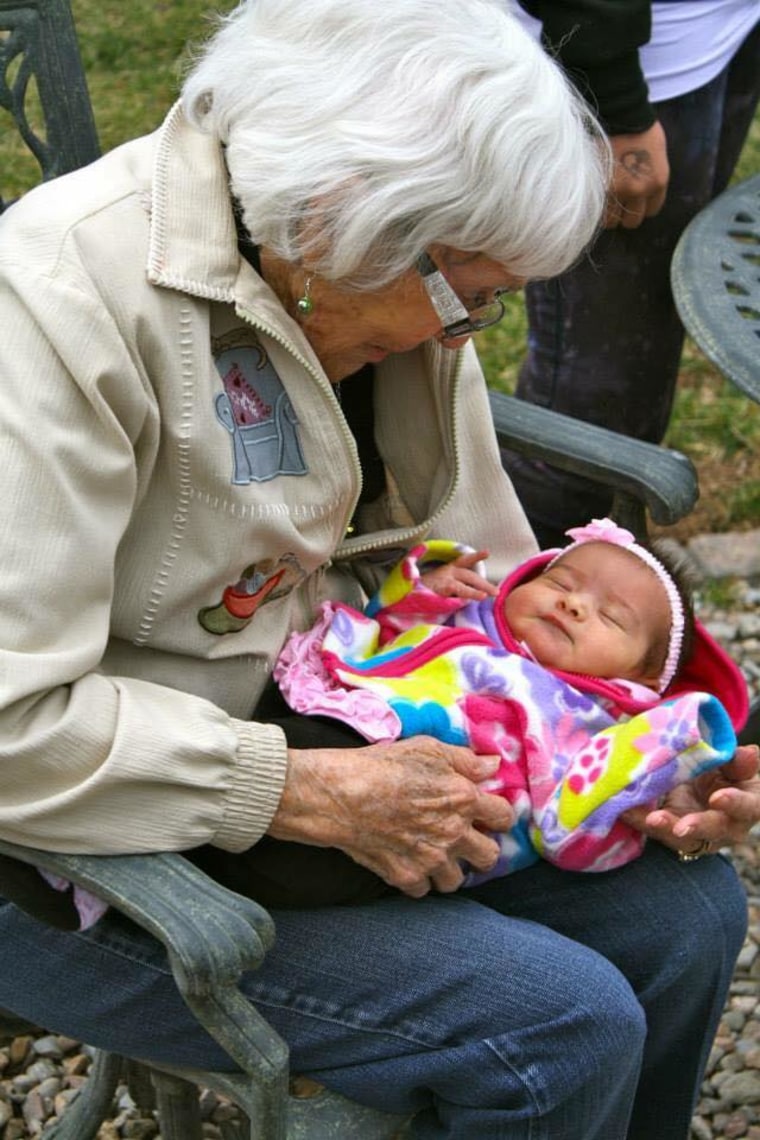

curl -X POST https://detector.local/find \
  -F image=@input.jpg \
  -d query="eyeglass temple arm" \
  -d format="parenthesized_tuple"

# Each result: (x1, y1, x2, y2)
(416, 252, 470, 326)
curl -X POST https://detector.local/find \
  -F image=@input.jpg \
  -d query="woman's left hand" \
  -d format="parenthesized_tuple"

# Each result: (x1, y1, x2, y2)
(622, 743, 760, 856)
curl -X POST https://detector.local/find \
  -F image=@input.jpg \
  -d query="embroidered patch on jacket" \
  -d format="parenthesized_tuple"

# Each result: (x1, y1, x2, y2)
(212, 329, 307, 484)
(199, 552, 306, 635)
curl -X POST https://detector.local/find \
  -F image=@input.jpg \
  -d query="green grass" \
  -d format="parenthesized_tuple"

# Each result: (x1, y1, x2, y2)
(70, 0, 232, 154)
(2, 1, 759, 531)
(476, 279, 760, 535)
(0, 1, 234, 199)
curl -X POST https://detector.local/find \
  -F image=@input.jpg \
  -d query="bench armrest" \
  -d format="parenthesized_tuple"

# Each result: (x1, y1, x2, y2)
(0, 840, 288, 1089)
(489, 390, 699, 532)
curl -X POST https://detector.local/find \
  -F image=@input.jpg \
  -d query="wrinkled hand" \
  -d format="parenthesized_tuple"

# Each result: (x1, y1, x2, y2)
(269, 736, 512, 897)
(604, 121, 670, 229)
(421, 549, 498, 601)
(623, 744, 760, 855)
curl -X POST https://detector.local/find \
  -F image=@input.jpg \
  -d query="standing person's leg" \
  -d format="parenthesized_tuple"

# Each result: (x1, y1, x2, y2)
(503, 26, 760, 548)
(0, 889, 647, 1139)
(468, 841, 749, 1140)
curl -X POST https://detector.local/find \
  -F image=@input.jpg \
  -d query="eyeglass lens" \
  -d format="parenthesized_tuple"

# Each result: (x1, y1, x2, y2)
(416, 252, 507, 337)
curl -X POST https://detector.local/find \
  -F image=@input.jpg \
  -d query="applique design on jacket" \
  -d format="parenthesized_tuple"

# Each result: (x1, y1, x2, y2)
(212, 330, 307, 484)
(199, 552, 305, 635)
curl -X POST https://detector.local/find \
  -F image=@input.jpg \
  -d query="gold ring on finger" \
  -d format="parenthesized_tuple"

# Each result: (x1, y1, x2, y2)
(677, 838, 713, 863)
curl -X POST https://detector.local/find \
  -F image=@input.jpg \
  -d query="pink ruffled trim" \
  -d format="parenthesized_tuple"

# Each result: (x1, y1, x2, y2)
(38, 870, 109, 930)
(274, 603, 402, 742)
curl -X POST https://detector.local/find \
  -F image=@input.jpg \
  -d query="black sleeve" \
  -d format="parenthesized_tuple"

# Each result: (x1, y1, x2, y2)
(516, 0, 656, 134)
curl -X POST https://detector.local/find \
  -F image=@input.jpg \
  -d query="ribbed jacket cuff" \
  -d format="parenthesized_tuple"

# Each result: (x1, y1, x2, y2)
(213, 720, 288, 852)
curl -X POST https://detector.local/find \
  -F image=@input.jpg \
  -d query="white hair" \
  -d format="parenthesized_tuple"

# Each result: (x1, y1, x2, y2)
(182, 0, 610, 288)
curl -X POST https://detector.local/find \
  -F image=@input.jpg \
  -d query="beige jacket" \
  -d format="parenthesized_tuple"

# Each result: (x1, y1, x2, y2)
(0, 104, 537, 855)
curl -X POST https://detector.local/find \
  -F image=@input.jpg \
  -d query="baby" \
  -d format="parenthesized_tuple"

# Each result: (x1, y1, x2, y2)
(275, 518, 747, 892)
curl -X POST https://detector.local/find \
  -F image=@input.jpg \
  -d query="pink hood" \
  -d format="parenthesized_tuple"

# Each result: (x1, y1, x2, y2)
(494, 550, 749, 731)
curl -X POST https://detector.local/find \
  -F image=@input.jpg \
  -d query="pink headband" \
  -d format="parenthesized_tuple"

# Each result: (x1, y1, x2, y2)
(550, 518, 685, 693)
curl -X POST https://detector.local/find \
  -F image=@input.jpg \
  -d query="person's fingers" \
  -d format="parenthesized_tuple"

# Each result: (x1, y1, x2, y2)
(644, 186, 667, 216)
(709, 786, 760, 821)
(456, 825, 502, 872)
(398, 874, 433, 899)
(472, 787, 513, 833)
(430, 862, 466, 894)
(452, 570, 498, 598)
(618, 200, 648, 229)
(447, 745, 501, 782)
(398, 828, 499, 895)
(453, 549, 490, 568)
(604, 194, 652, 228)
(626, 803, 748, 853)
(603, 196, 623, 228)
(717, 743, 759, 784)
(671, 808, 732, 843)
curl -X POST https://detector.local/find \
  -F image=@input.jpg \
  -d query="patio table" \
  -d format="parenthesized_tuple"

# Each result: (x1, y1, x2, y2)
(672, 172, 760, 403)
(672, 172, 760, 745)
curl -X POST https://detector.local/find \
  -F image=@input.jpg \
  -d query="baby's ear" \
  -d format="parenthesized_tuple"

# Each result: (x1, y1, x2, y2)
(637, 667, 662, 691)
(637, 644, 666, 691)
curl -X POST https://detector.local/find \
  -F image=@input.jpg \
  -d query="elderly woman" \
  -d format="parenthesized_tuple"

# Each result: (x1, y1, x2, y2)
(0, 0, 757, 1136)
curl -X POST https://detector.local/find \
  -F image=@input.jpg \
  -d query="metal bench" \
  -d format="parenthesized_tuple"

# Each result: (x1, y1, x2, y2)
(0, 0, 99, 204)
(0, 2, 704, 1136)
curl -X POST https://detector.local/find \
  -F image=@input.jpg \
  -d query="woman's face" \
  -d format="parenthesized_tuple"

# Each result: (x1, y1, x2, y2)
(299, 245, 524, 382)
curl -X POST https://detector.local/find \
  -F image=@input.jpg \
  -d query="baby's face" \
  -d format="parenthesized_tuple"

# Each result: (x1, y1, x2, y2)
(503, 543, 670, 685)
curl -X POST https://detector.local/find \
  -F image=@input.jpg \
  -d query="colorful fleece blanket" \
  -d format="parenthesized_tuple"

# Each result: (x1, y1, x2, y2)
(276, 541, 737, 883)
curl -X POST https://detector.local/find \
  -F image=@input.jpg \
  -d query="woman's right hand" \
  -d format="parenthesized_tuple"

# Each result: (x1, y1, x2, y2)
(267, 737, 512, 897)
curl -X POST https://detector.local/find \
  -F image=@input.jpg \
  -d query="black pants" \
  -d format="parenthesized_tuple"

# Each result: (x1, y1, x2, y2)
(188, 687, 395, 908)
(502, 21, 760, 547)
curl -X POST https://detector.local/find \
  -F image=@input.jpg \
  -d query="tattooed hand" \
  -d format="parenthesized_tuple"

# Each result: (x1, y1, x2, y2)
(604, 121, 670, 229)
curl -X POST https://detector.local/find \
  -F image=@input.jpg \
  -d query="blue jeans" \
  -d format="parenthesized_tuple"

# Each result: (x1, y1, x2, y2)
(0, 842, 746, 1138)
(502, 20, 760, 548)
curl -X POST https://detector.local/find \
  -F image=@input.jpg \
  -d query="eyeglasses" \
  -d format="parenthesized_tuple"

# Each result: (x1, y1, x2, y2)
(416, 251, 510, 339)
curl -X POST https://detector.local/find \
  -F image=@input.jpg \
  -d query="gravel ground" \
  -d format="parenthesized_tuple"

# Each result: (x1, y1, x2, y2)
(0, 565, 758, 1139)
(690, 574, 760, 1140)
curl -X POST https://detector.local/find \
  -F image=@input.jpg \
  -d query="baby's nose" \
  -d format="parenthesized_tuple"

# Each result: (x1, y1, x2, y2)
(558, 592, 587, 619)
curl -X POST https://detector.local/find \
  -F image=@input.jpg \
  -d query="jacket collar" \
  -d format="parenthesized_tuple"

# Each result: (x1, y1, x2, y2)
(146, 102, 240, 301)
(144, 102, 328, 371)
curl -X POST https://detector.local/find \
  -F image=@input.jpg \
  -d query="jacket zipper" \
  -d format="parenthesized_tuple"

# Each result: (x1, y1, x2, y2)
(336, 347, 465, 559)
(234, 302, 364, 542)
(235, 303, 466, 559)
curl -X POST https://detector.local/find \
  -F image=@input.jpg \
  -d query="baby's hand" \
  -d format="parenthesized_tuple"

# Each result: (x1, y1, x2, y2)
(421, 550, 498, 600)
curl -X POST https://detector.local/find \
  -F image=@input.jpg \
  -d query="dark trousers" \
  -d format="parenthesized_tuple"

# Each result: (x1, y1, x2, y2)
(502, 21, 760, 548)
(189, 687, 395, 908)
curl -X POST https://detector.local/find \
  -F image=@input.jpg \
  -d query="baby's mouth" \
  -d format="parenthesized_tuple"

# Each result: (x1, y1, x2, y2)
(540, 613, 572, 641)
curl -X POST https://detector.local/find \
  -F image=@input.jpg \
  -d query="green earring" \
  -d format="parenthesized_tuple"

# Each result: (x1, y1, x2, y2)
(296, 276, 314, 317)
